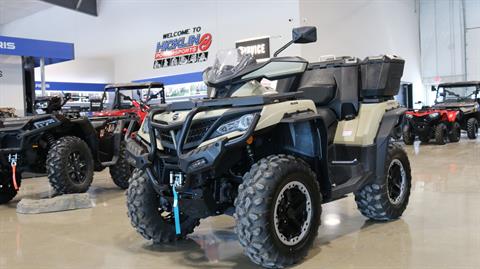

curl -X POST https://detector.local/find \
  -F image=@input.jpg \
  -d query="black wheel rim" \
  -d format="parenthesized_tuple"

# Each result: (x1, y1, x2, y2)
(387, 159, 407, 205)
(273, 181, 312, 246)
(67, 151, 88, 184)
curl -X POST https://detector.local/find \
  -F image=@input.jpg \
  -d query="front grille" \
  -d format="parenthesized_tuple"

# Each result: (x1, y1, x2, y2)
(186, 119, 216, 143)
(413, 115, 429, 122)
(155, 118, 217, 148)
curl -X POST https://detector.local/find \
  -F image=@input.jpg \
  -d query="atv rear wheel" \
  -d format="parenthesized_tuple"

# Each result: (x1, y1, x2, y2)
(467, 117, 478, 139)
(434, 123, 447, 145)
(449, 122, 461, 142)
(126, 169, 200, 243)
(0, 174, 20, 204)
(355, 143, 411, 220)
(109, 142, 133, 189)
(402, 124, 415, 145)
(235, 154, 321, 268)
(47, 136, 94, 194)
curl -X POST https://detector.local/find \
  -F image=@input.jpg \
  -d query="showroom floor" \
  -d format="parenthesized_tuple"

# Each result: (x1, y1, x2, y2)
(1, 137, 480, 269)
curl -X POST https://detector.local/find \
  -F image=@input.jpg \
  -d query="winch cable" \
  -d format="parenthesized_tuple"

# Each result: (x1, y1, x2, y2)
(8, 154, 19, 191)
(11, 164, 18, 191)
(172, 185, 181, 235)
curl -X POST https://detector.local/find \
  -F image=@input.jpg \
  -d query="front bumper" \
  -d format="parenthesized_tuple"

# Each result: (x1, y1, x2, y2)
(126, 112, 259, 177)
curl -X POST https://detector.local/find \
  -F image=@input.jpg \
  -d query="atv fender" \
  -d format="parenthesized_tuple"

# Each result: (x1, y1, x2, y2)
(279, 108, 336, 200)
(374, 107, 406, 181)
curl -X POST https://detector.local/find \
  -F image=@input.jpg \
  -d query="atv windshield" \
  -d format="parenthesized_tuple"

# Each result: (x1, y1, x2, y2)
(102, 87, 163, 110)
(205, 49, 256, 89)
(436, 86, 479, 103)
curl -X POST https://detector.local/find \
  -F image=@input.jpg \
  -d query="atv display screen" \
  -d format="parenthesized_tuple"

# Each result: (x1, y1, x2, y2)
(437, 86, 479, 103)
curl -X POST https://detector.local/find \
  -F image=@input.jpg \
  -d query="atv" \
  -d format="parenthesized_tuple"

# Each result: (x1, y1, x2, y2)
(0, 82, 165, 204)
(403, 81, 480, 145)
(125, 26, 412, 268)
(403, 105, 461, 145)
(0, 108, 16, 118)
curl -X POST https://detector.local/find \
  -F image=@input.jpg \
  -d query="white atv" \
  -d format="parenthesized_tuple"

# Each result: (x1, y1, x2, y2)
(125, 26, 412, 268)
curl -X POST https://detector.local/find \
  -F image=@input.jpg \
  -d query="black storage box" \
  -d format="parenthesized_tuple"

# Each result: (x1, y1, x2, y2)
(360, 55, 404, 98)
(303, 56, 360, 119)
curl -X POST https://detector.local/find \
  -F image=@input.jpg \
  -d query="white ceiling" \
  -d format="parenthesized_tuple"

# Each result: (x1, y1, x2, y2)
(0, 0, 52, 25)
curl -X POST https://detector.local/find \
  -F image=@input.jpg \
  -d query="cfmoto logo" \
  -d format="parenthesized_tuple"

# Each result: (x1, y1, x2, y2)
(0, 41, 15, 50)
(172, 112, 179, 121)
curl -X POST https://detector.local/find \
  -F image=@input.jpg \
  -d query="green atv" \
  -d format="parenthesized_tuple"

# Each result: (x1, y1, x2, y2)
(125, 26, 412, 268)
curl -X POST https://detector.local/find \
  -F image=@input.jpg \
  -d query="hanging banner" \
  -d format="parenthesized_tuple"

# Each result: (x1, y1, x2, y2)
(153, 26, 212, 69)
(235, 36, 270, 60)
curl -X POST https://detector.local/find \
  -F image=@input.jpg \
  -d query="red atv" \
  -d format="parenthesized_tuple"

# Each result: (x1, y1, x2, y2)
(86, 82, 165, 188)
(403, 107, 460, 145)
(403, 81, 480, 145)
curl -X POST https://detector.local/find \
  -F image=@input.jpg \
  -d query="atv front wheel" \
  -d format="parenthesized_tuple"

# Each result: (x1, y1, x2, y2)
(47, 136, 94, 194)
(109, 142, 133, 189)
(449, 122, 461, 142)
(355, 143, 411, 220)
(402, 124, 415, 145)
(434, 123, 447, 145)
(235, 154, 321, 268)
(467, 118, 478, 139)
(126, 169, 200, 243)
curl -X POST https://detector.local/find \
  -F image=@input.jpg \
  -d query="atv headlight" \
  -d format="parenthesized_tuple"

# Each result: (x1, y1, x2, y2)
(216, 114, 255, 135)
(429, 112, 440, 119)
(405, 114, 413, 119)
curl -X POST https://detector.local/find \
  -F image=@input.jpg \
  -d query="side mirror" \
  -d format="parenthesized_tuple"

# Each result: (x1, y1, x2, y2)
(431, 85, 437, 92)
(292, 26, 317, 44)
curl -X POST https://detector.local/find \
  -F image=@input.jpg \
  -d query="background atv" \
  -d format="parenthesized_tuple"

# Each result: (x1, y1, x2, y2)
(125, 27, 412, 268)
(0, 108, 16, 118)
(431, 82, 480, 140)
(0, 82, 164, 204)
(403, 106, 461, 145)
(403, 82, 480, 145)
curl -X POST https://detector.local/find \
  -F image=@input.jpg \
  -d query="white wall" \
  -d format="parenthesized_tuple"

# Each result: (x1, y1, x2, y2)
(34, 58, 114, 83)
(0, 0, 301, 83)
(0, 55, 26, 115)
(465, 0, 480, 81)
(299, 0, 424, 103)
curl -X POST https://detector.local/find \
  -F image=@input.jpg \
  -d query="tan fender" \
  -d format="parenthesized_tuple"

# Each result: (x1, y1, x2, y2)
(334, 100, 400, 146)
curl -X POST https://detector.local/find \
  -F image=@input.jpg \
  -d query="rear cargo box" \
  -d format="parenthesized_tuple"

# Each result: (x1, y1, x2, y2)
(360, 55, 404, 99)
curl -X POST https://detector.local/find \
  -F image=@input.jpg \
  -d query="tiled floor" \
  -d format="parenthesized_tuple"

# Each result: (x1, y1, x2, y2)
(2, 137, 480, 268)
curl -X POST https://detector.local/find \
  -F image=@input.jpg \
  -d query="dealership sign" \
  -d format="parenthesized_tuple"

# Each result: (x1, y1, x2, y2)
(235, 36, 270, 60)
(153, 26, 212, 69)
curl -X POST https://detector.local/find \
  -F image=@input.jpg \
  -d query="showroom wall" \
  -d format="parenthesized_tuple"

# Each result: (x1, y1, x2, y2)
(33, 58, 114, 83)
(299, 0, 424, 104)
(0, 0, 425, 103)
(0, 0, 301, 83)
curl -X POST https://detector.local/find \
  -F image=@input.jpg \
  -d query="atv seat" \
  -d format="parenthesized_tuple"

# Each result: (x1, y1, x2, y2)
(297, 71, 337, 106)
(277, 57, 360, 121)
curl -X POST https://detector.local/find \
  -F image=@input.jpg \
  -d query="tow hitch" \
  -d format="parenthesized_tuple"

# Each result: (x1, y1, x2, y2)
(8, 154, 19, 191)
(170, 171, 184, 235)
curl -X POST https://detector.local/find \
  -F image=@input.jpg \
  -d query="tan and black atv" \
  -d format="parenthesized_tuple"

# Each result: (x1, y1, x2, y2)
(125, 26, 412, 268)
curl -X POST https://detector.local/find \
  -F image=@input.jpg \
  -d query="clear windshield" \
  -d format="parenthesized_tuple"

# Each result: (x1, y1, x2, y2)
(205, 48, 256, 84)
(437, 86, 478, 103)
(102, 87, 163, 109)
